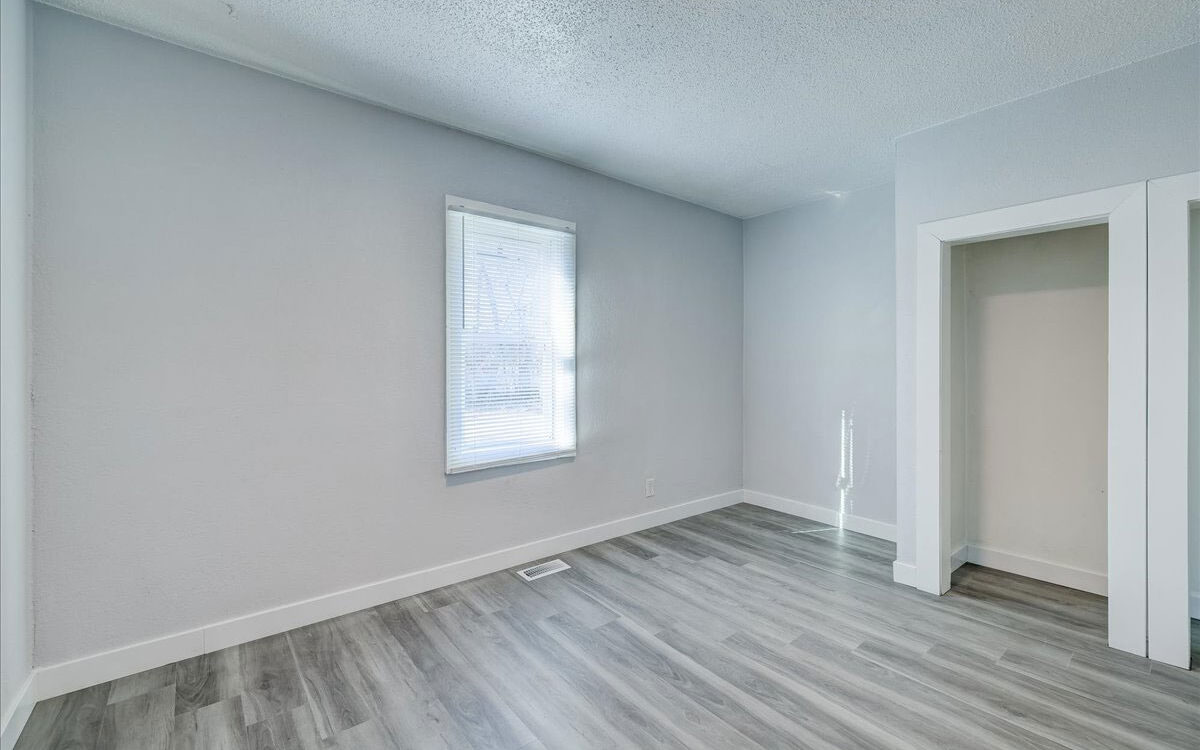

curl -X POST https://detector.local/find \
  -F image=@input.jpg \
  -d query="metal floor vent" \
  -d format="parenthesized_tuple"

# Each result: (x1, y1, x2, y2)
(516, 559, 570, 581)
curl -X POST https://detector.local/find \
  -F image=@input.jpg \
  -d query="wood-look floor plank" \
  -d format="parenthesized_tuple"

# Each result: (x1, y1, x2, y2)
(515, 568, 619, 629)
(237, 633, 306, 726)
(928, 642, 1198, 749)
(734, 630, 996, 750)
(656, 623, 907, 750)
(563, 547, 740, 641)
(689, 553, 935, 653)
(13, 694, 71, 750)
(463, 569, 559, 622)
(375, 600, 535, 750)
(960, 563, 1106, 616)
(640, 525, 750, 565)
(950, 571, 1106, 634)
(686, 517, 893, 588)
(285, 621, 373, 738)
(96, 685, 174, 750)
(106, 664, 174, 706)
(15, 682, 110, 750)
(605, 534, 660, 560)
(584, 541, 798, 643)
(488, 608, 693, 750)
(170, 697, 247, 750)
(446, 575, 512, 615)
(781, 629, 1069, 750)
(16, 504, 1200, 750)
(430, 602, 626, 749)
(539, 612, 764, 750)
(712, 503, 827, 534)
(332, 606, 472, 749)
(591, 617, 816, 750)
(327, 717, 396, 748)
(744, 554, 1079, 663)
(1000, 647, 1200, 717)
(244, 706, 323, 750)
(858, 638, 1168, 750)
(414, 585, 458, 612)
(174, 648, 243, 716)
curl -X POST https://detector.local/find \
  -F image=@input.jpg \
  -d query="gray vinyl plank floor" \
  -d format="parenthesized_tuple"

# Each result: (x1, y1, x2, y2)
(16, 503, 1200, 749)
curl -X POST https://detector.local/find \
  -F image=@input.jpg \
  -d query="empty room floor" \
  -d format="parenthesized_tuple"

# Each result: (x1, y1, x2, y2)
(16, 504, 1200, 750)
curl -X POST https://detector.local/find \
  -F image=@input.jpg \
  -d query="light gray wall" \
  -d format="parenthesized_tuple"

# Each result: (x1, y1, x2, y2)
(743, 183, 895, 526)
(1, 0, 33, 727)
(30, 6, 743, 667)
(958, 226, 1109, 576)
(894, 43, 1200, 565)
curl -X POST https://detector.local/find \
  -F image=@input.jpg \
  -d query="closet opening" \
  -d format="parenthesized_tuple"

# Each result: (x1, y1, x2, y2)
(948, 226, 1109, 602)
(912, 182, 1146, 655)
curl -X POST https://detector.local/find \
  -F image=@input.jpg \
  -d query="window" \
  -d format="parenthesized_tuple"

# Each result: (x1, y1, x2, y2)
(445, 196, 576, 473)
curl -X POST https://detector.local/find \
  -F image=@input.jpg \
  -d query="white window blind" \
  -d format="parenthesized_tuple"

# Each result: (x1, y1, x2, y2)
(445, 197, 576, 474)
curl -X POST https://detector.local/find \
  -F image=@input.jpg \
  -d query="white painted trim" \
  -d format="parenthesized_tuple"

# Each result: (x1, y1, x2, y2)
(917, 183, 1141, 245)
(892, 560, 917, 587)
(1106, 183, 1150, 657)
(950, 544, 967, 571)
(963, 544, 1107, 596)
(445, 194, 575, 233)
(742, 490, 896, 541)
(1190, 591, 1200, 620)
(31, 490, 742, 702)
(0, 673, 34, 750)
(914, 181, 1147, 657)
(914, 225, 953, 596)
(898, 546, 966, 587)
(34, 628, 205, 704)
(1147, 171, 1199, 669)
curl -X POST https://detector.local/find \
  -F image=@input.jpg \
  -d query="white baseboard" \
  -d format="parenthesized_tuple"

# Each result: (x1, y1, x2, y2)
(891, 544, 1103, 595)
(892, 560, 917, 587)
(963, 544, 1107, 596)
(35, 627, 205, 703)
(1, 673, 35, 750)
(1191, 591, 1200, 620)
(742, 490, 896, 542)
(33, 489, 742, 703)
(950, 544, 967, 571)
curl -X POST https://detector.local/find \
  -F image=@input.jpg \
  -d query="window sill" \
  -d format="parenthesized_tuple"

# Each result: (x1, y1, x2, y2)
(445, 448, 576, 475)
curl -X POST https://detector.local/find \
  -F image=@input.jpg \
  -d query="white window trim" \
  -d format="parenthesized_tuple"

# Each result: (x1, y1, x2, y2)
(445, 196, 575, 234)
(444, 195, 577, 474)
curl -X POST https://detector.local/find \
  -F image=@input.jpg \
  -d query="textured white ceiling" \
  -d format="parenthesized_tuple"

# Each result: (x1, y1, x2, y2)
(40, 0, 1200, 217)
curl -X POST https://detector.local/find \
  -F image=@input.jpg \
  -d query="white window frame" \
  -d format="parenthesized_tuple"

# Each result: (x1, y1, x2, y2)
(444, 195, 576, 474)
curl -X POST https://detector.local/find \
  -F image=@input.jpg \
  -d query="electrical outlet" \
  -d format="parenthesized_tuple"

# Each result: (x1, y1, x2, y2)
(644, 477, 655, 497)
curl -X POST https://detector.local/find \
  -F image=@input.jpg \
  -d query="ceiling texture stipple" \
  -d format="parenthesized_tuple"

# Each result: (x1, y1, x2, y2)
(40, 0, 1200, 218)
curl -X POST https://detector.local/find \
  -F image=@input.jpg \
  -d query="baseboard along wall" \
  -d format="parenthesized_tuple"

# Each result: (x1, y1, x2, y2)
(27, 489, 744, 706)
(741, 490, 897, 542)
(0, 673, 35, 750)
(963, 544, 1107, 596)
(891, 561, 917, 588)
(739, 490, 910, 591)
(895, 541, 1108, 597)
